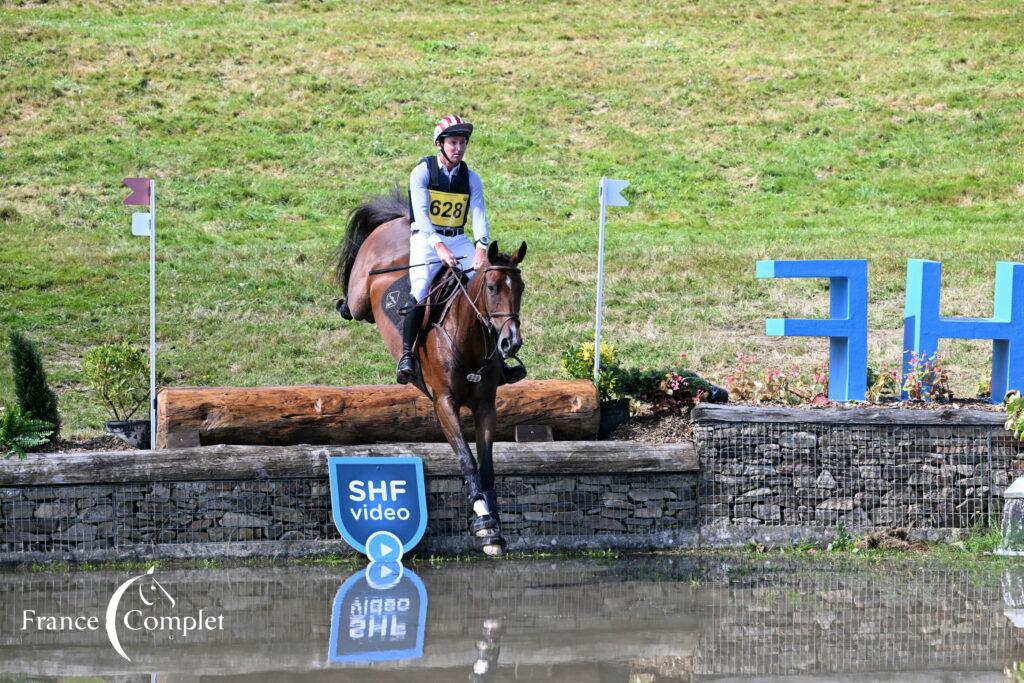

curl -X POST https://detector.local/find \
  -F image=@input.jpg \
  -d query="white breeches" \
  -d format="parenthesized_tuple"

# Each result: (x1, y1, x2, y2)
(408, 231, 478, 302)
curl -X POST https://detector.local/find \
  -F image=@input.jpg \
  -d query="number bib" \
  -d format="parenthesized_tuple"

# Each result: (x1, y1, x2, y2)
(428, 189, 469, 229)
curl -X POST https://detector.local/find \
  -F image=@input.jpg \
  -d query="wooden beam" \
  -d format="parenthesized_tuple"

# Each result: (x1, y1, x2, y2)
(155, 380, 599, 447)
(692, 403, 1009, 427)
(0, 441, 697, 487)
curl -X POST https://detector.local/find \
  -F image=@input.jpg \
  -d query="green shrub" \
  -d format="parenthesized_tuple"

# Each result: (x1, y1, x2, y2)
(0, 402, 54, 459)
(8, 331, 61, 439)
(560, 341, 620, 403)
(82, 342, 149, 421)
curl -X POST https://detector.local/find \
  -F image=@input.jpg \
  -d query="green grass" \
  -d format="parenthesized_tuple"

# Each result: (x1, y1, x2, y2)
(736, 523, 1006, 566)
(2, 1, 1023, 436)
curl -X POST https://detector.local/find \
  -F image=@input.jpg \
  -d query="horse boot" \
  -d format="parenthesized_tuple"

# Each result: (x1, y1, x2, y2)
(396, 294, 423, 384)
(470, 490, 505, 556)
(334, 298, 353, 321)
(498, 357, 527, 386)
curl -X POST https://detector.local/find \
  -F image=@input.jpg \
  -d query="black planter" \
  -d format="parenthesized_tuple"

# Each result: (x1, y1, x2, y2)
(598, 398, 631, 438)
(105, 419, 151, 449)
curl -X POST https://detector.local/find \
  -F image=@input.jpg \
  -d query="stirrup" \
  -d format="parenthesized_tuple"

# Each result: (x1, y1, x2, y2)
(499, 357, 527, 386)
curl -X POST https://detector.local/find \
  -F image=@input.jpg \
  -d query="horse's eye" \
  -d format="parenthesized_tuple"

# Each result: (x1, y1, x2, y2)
(487, 284, 497, 293)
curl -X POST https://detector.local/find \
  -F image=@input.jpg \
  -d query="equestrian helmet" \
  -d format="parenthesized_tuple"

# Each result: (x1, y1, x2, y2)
(433, 114, 473, 144)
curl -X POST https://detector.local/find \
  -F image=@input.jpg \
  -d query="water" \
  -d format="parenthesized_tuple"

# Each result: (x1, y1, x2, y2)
(1, 555, 1021, 681)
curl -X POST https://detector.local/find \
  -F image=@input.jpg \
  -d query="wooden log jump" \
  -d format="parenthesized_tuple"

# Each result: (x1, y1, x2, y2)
(156, 380, 598, 448)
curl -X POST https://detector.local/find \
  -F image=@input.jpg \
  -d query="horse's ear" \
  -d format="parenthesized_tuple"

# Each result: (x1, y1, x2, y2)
(487, 241, 499, 263)
(513, 241, 527, 264)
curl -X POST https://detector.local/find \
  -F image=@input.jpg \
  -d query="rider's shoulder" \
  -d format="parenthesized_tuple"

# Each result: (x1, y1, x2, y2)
(410, 157, 432, 182)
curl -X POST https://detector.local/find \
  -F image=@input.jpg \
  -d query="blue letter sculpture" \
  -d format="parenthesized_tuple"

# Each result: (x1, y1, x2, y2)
(757, 259, 868, 402)
(903, 259, 1024, 403)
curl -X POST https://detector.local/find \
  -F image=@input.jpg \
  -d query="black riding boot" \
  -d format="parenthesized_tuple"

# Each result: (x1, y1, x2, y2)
(396, 294, 423, 384)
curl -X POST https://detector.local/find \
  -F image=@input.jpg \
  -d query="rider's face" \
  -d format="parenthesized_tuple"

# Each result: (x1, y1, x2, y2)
(438, 135, 468, 165)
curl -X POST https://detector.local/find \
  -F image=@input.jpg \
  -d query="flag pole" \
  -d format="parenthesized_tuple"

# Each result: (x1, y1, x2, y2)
(593, 177, 629, 384)
(148, 179, 156, 450)
(594, 178, 608, 383)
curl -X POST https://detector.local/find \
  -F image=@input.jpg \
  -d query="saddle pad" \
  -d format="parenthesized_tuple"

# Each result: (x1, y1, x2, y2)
(381, 274, 410, 333)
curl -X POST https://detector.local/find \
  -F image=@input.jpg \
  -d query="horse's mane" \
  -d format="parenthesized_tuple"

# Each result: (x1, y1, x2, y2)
(333, 187, 408, 295)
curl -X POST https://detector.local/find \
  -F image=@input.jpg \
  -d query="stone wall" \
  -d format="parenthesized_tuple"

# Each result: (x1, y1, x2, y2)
(0, 443, 697, 562)
(693, 405, 1024, 535)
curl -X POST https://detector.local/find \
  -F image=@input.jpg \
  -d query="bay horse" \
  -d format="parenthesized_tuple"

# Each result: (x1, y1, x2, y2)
(333, 191, 526, 557)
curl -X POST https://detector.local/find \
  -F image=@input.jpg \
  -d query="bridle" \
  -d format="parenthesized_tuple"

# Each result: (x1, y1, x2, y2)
(428, 263, 522, 383)
(463, 265, 521, 334)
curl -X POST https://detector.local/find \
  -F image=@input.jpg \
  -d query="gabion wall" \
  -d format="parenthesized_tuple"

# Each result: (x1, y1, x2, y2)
(0, 473, 697, 561)
(695, 415, 1024, 531)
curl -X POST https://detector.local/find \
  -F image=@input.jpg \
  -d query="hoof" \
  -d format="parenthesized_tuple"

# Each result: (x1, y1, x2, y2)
(482, 541, 505, 557)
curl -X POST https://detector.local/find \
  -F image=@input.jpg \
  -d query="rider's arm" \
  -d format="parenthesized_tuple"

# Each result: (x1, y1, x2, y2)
(468, 170, 490, 248)
(409, 163, 443, 248)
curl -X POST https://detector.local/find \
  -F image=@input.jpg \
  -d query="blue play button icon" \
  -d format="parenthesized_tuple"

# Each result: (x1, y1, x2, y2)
(366, 561, 404, 590)
(366, 530, 403, 564)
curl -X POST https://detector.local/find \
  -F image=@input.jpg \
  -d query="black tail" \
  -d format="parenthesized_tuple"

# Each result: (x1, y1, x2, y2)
(334, 187, 409, 296)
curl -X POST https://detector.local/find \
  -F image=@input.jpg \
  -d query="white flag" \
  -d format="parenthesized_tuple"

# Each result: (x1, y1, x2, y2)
(131, 212, 152, 237)
(600, 178, 629, 207)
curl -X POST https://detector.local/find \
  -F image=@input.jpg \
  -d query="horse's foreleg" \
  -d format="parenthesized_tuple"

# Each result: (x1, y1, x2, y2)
(472, 401, 505, 556)
(433, 395, 483, 502)
(474, 402, 499, 516)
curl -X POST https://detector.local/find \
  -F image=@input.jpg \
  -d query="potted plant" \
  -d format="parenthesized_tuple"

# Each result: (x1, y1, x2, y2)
(560, 341, 631, 437)
(82, 342, 150, 448)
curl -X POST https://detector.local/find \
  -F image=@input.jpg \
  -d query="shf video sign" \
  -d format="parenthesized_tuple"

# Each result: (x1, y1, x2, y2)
(327, 456, 428, 563)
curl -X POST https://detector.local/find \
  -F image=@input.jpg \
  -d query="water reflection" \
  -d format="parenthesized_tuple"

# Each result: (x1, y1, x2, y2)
(0, 556, 1021, 680)
(329, 563, 427, 663)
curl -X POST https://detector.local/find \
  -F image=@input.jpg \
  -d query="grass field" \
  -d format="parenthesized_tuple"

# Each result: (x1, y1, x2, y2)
(2, 0, 1022, 437)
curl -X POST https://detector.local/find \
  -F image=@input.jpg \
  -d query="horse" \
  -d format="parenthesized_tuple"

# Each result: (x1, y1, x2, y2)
(333, 191, 526, 557)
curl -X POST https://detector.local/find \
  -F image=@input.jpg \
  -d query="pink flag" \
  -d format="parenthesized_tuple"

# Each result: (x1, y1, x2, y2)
(123, 177, 150, 206)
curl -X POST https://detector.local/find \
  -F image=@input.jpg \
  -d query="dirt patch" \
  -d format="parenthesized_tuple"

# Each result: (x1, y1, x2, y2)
(606, 410, 693, 442)
(32, 435, 131, 454)
(854, 529, 929, 552)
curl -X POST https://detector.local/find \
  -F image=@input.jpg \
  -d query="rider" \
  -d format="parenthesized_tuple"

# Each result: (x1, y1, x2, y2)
(397, 114, 526, 386)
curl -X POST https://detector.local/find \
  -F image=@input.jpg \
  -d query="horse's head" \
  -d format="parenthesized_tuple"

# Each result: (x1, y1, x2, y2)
(482, 241, 527, 359)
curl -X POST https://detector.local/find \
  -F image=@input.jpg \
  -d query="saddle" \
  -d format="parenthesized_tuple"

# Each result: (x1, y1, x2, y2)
(380, 266, 467, 336)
